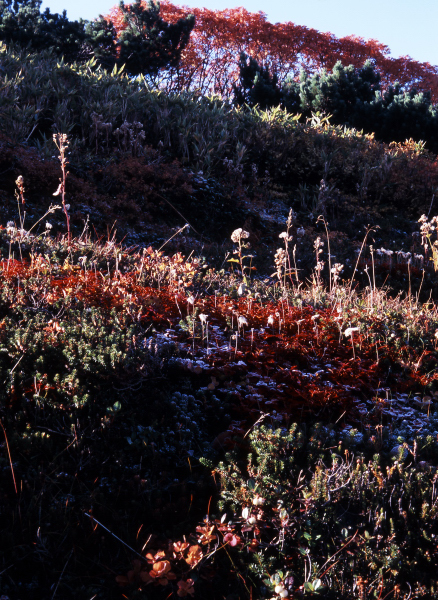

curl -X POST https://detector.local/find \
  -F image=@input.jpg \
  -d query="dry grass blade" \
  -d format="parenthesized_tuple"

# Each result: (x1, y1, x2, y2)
(0, 420, 17, 494)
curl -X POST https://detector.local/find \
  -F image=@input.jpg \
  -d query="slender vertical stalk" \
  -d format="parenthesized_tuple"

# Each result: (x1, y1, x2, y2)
(53, 134, 71, 245)
(0, 420, 17, 494)
(317, 215, 332, 293)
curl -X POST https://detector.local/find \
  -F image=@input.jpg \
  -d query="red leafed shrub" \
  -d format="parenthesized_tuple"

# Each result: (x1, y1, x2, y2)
(107, 1, 438, 100)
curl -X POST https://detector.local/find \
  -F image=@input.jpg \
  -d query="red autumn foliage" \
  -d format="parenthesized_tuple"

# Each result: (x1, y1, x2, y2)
(2, 229, 433, 597)
(2, 249, 434, 426)
(177, 578, 195, 597)
(107, 1, 438, 100)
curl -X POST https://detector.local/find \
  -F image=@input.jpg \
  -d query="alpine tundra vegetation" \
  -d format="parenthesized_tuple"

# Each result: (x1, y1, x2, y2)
(2, 2, 438, 599)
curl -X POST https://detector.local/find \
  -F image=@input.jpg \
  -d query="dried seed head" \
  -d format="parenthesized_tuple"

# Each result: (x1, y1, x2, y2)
(344, 327, 359, 337)
(231, 228, 250, 243)
(238, 316, 248, 327)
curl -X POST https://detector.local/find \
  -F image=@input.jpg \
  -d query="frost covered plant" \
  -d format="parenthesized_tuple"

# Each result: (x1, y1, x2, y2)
(274, 247, 286, 283)
(275, 209, 297, 291)
(313, 237, 324, 288)
(330, 263, 344, 288)
(418, 214, 438, 270)
(229, 228, 253, 283)
(344, 326, 359, 359)
(15, 174, 26, 231)
(199, 313, 209, 348)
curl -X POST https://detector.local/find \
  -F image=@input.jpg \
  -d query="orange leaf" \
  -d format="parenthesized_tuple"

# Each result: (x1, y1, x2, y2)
(185, 544, 203, 566)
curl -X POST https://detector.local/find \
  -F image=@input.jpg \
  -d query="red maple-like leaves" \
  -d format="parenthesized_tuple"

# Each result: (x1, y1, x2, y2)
(106, 1, 438, 100)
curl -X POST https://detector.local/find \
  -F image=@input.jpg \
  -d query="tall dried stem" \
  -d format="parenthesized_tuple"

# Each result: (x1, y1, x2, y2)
(53, 133, 71, 245)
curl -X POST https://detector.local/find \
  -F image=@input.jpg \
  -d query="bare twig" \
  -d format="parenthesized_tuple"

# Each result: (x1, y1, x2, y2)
(51, 549, 73, 600)
(84, 514, 147, 561)
(0, 420, 18, 494)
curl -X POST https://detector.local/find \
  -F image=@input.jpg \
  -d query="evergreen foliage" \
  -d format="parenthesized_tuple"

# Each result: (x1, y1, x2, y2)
(234, 56, 438, 153)
(0, 0, 87, 62)
(298, 60, 381, 124)
(233, 52, 283, 111)
(116, 0, 195, 78)
(0, 0, 195, 78)
(299, 61, 438, 151)
(84, 15, 118, 70)
(233, 52, 301, 113)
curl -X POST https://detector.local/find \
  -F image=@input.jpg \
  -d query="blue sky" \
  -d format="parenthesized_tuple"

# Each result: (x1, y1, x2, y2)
(40, 0, 438, 66)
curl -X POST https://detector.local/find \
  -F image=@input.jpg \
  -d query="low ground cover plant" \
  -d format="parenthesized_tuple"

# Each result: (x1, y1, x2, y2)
(1, 171, 438, 598)
(2, 43, 438, 598)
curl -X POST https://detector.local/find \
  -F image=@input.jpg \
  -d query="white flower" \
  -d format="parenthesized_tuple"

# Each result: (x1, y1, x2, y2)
(231, 228, 242, 242)
(331, 263, 344, 274)
(199, 313, 208, 324)
(238, 316, 248, 328)
(187, 295, 195, 305)
(279, 232, 288, 239)
(231, 228, 249, 243)
(237, 283, 246, 296)
(267, 315, 275, 326)
(242, 507, 249, 519)
(45, 222, 53, 230)
(344, 327, 359, 337)
(253, 496, 265, 506)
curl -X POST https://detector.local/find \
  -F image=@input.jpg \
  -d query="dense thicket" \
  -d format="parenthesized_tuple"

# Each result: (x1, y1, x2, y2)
(233, 56, 438, 154)
(3, 0, 437, 153)
(116, 0, 194, 77)
(109, 1, 438, 100)
(2, 41, 438, 241)
(0, 0, 195, 77)
(0, 0, 438, 153)
(0, 0, 88, 61)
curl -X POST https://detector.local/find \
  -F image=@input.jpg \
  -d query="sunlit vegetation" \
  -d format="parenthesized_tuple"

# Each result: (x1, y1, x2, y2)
(2, 188, 438, 598)
(2, 3, 438, 598)
(108, 1, 438, 100)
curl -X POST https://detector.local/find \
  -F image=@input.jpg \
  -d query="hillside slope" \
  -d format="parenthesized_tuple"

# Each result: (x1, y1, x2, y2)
(2, 41, 438, 600)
